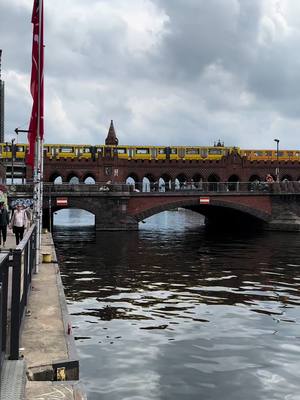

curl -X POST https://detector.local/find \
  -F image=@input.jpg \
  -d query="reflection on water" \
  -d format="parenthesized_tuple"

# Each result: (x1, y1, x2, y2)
(54, 210, 300, 400)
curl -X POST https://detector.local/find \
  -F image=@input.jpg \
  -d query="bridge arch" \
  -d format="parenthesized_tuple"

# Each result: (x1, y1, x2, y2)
(83, 173, 96, 184)
(207, 174, 220, 191)
(227, 174, 240, 191)
(142, 174, 155, 192)
(176, 173, 188, 189)
(126, 173, 141, 191)
(49, 172, 64, 184)
(160, 174, 172, 191)
(132, 198, 270, 227)
(249, 174, 262, 182)
(53, 207, 95, 227)
(281, 174, 293, 181)
(68, 175, 80, 184)
(192, 174, 204, 189)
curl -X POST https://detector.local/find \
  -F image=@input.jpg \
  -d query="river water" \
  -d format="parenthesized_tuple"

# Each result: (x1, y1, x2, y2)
(53, 209, 300, 400)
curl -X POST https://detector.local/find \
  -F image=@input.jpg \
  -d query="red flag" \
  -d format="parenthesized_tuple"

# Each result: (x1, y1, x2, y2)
(27, 0, 44, 167)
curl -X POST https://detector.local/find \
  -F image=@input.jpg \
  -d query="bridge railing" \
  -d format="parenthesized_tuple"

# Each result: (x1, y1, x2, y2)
(0, 224, 36, 372)
(6, 181, 300, 194)
(128, 181, 300, 194)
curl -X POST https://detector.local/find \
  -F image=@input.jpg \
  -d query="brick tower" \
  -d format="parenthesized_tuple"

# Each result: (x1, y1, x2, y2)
(105, 120, 119, 145)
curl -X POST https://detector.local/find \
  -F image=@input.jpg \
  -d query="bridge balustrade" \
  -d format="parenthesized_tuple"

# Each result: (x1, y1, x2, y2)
(5, 181, 300, 195)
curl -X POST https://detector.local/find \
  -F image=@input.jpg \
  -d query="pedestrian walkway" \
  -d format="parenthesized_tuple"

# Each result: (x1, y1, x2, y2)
(0, 230, 86, 400)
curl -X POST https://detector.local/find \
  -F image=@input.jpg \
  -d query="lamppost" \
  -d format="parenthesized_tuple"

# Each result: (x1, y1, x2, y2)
(274, 138, 280, 182)
(11, 138, 15, 184)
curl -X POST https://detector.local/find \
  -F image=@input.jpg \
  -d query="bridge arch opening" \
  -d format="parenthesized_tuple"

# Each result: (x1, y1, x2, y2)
(207, 174, 220, 191)
(84, 175, 96, 184)
(176, 173, 188, 189)
(158, 177, 167, 192)
(192, 174, 204, 189)
(134, 197, 268, 232)
(160, 174, 172, 191)
(227, 174, 240, 191)
(54, 176, 63, 184)
(126, 173, 140, 191)
(142, 174, 155, 192)
(249, 175, 261, 182)
(142, 176, 151, 192)
(53, 208, 95, 228)
(68, 175, 80, 184)
(50, 173, 63, 184)
(281, 175, 293, 181)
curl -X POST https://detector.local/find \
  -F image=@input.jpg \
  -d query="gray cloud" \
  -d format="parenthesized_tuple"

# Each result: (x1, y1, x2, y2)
(1, 0, 300, 149)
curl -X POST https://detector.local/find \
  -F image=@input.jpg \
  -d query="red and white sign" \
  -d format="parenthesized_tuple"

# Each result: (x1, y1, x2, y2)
(199, 197, 210, 204)
(56, 197, 68, 206)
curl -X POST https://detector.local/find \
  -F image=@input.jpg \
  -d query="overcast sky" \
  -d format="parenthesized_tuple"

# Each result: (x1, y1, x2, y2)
(1, 0, 300, 149)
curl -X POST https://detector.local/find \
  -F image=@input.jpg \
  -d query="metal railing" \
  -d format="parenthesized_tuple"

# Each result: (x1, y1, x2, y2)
(113, 180, 300, 194)
(0, 224, 36, 374)
(6, 181, 300, 195)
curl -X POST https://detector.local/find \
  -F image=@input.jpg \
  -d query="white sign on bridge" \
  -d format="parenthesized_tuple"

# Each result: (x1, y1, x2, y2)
(199, 197, 210, 204)
(56, 197, 68, 206)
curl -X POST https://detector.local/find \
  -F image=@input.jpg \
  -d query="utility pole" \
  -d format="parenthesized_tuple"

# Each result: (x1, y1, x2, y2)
(0, 49, 5, 142)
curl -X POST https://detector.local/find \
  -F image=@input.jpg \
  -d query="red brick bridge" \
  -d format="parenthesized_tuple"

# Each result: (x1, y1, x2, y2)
(8, 182, 300, 232)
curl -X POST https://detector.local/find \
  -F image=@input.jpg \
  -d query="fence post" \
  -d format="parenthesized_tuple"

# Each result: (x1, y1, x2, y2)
(1, 259, 9, 356)
(10, 249, 22, 360)
(0, 282, 2, 372)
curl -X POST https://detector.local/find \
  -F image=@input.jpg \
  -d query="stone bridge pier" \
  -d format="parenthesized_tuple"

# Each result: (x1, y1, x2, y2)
(42, 193, 139, 231)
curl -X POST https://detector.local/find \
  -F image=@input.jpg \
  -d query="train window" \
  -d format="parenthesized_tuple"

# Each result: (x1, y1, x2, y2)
(266, 151, 272, 156)
(287, 152, 293, 157)
(60, 147, 73, 153)
(171, 148, 177, 154)
(16, 146, 24, 152)
(186, 148, 199, 155)
(136, 148, 149, 154)
(278, 151, 284, 157)
(254, 151, 265, 156)
(208, 148, 223, 155)
(128, 148, 134, 157)
(117, 148, 127, 154)
(178, 148, 185, 158)
(158, 148, 165, 154)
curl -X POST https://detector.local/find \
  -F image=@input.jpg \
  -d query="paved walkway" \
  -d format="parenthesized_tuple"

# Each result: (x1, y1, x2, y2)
(0, 230, 86, 399)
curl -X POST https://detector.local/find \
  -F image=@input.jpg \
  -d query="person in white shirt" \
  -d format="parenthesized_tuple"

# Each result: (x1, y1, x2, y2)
(9, 204, 28, 245)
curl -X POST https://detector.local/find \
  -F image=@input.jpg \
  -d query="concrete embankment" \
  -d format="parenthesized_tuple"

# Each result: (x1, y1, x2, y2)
(1, 231, 86, 399)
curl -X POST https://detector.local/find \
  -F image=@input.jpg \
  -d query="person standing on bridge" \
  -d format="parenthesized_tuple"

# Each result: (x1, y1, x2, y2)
(0, 202, 9, 248)
(9, 204, 28, 245)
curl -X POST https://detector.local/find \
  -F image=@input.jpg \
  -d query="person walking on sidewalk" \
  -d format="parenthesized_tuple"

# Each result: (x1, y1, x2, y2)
(10, 204, 28, 245)
(0, 202, 9, 248)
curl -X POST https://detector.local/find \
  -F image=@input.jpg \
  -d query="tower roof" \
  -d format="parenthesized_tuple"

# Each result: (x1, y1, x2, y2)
(105, 120, 119, 145)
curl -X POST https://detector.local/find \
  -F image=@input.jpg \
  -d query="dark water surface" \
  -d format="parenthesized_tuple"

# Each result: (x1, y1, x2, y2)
(53, 210, 300, 400)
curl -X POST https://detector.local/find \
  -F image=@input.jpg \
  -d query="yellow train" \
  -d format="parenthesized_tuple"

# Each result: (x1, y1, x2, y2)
(0, 143, 299, 162)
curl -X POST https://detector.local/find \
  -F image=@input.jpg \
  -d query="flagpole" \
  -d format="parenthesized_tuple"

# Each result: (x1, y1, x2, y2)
(34, 0, 43, 273)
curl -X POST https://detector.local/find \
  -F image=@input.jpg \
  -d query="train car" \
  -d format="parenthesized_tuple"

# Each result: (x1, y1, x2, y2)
(242, 149, 300, 161)
(1, 142, 299, 163)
